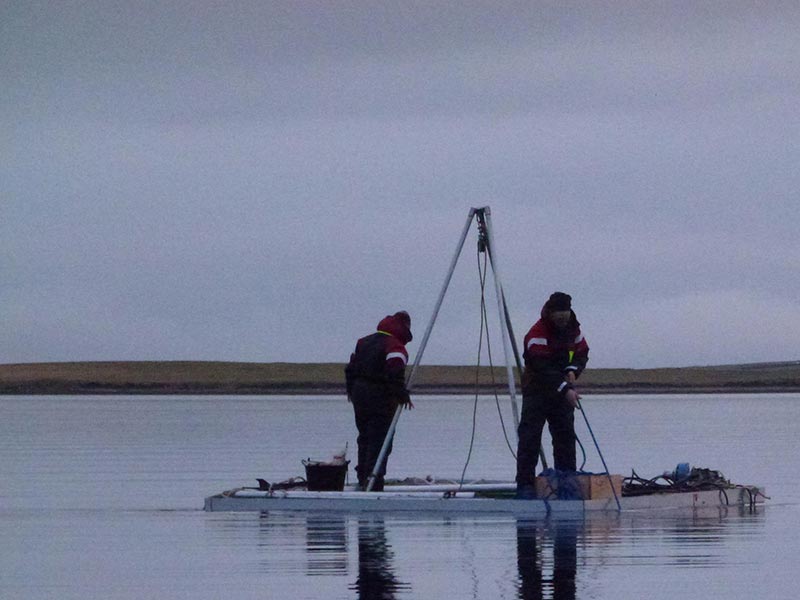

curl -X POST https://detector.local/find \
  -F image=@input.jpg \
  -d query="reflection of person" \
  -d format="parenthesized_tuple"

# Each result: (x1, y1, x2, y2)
(516, 293, 589, 498)
(516, 519, 578, 600)
(351, 518, 410, 599)
(305, 516, 347, 575)
(345, 311, 414, 491)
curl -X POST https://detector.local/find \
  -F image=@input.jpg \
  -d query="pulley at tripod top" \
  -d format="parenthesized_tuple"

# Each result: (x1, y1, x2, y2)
(475, 208, 489, 253)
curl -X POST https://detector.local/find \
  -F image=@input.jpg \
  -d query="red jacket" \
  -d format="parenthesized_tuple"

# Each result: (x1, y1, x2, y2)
(522, 303, 589, 396)
(345, 312, 412, 400)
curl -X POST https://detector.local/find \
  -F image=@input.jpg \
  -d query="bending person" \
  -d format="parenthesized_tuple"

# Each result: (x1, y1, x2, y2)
(345, 311, 414, 491)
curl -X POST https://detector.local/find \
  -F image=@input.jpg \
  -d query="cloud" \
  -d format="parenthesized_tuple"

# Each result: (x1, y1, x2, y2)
(588, 289, 800, 367)
(2, 2, 799, 367)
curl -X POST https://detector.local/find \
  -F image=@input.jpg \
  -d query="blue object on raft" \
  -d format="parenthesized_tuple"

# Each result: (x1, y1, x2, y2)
(674, 462, 691, 480)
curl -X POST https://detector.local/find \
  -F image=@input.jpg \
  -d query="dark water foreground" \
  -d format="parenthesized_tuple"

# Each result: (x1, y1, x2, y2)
(1, 394, 798, 599)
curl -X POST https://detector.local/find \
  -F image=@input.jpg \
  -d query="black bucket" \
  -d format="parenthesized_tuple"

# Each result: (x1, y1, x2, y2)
(303, 460, 349, 491)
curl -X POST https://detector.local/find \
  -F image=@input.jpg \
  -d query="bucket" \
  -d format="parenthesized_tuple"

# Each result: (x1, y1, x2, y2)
(303, 460, 350, 491)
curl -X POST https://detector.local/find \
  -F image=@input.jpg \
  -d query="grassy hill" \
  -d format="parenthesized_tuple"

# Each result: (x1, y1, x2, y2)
(2, 360, 800, 394)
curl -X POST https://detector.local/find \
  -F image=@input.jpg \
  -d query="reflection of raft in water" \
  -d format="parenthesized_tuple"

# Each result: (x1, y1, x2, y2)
(203, 465, 767, 515)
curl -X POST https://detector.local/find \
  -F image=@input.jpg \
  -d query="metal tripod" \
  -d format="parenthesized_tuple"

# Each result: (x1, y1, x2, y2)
(365, 206, 547, 491)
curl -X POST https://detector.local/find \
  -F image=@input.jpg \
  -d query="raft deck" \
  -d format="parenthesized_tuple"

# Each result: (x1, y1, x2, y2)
(204, 481, 765, 514)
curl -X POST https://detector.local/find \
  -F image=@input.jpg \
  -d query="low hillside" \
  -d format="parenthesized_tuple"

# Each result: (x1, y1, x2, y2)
(1, 360, 799, 394)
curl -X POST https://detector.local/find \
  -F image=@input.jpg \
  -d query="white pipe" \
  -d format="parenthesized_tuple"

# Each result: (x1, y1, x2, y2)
(234, 490, 479, 499)
(366, 208, 477, 492)
(482, 208, 521, 435)
(365, 483, 516, 493)
(406, 207, 477, 388)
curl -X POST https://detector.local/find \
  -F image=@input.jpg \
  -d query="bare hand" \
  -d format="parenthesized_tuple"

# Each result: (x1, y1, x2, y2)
(565, 371, 576, 384)
(398, 392, 414, 410)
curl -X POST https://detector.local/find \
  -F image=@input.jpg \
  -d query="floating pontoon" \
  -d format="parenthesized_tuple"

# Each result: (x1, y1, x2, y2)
(204, 477, 766, 514)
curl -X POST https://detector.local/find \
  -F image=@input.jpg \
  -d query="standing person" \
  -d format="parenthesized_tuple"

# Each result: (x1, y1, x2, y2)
(516, 292, 589, 499)
(345, 311, 414, 491)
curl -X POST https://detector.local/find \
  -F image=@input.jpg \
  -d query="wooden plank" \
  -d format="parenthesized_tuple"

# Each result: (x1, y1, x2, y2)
(535, 474, 623, 500)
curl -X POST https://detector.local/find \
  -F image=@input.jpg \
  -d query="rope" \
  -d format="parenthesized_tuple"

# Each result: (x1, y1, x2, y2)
(458, 245, 517, 490)
(576, 431, 588, 471)
(577, 399, 622, 511)
(457, 249, 486, 489)
(474, 248, 517, 459)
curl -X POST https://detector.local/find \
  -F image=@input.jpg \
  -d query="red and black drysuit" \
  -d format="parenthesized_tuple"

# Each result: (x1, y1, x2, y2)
(345, 312, 412, 491)
(516, 302, 589, 486)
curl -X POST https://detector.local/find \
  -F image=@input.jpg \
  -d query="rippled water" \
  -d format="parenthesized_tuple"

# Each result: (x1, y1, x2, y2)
(1, 394, 798, 599)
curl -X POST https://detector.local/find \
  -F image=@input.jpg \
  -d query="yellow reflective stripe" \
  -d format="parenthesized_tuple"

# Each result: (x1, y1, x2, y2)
(568, 350, 575, 363)
(377, 330, 392, 336)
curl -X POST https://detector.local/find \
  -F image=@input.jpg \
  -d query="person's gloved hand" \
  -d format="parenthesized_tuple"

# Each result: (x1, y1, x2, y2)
(565, 387, 580, 409)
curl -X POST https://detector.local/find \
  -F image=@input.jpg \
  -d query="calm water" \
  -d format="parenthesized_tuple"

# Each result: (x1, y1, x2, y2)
(1, 394, 798, 599)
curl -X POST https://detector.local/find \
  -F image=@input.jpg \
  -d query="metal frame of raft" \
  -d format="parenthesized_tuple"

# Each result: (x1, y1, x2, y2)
(204, 483, 766, 514)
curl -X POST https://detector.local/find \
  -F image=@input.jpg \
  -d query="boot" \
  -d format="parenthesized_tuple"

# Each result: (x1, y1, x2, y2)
(516, 483, 537, 500)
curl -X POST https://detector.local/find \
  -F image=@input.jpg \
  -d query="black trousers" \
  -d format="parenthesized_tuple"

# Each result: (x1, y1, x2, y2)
(351, 381, 395, 490)
(516, 392, 576, 485)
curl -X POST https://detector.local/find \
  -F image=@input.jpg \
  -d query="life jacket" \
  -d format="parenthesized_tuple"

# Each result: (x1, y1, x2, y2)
(345, 312, 411, 393)
(522, 303, 589, 394)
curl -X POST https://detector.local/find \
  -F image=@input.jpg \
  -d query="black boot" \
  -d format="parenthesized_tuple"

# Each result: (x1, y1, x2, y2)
(516, 482, 537, 500)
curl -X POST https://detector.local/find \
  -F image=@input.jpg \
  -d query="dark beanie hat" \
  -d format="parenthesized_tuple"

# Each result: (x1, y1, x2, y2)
(546, 292, 572, 311)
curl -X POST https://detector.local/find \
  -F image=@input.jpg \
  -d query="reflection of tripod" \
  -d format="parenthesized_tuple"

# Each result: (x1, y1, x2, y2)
(516, 519, 578, 600)
(350, 518, 410, 600)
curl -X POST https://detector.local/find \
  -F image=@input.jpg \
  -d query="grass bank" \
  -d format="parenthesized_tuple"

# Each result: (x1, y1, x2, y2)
(2, 360, 800, 395)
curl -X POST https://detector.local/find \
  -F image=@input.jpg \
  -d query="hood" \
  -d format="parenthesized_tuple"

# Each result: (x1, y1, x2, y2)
(377, 311, 413, 344)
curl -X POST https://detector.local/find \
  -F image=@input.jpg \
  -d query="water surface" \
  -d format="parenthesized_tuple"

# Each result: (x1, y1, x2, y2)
(1, 394, 797, 599)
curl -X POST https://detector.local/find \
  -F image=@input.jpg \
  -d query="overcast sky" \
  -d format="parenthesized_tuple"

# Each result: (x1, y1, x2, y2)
(3, 1, 799, 369)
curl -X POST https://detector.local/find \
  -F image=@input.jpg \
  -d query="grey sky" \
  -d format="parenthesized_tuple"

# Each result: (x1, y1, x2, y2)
(3, 1, 799, 368)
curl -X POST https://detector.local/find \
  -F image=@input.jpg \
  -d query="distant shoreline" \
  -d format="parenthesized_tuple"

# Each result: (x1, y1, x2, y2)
(2, 386, 796, 395)
(2, 360, 799, 395)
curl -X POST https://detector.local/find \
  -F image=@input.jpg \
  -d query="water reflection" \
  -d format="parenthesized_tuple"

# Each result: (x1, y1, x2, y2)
(516, 519, 578, 600)
(207, 505, 766, 598)
(306, 516, 348, 575)
(349, 517, 411, 599)
(625, 505, 766, 568)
